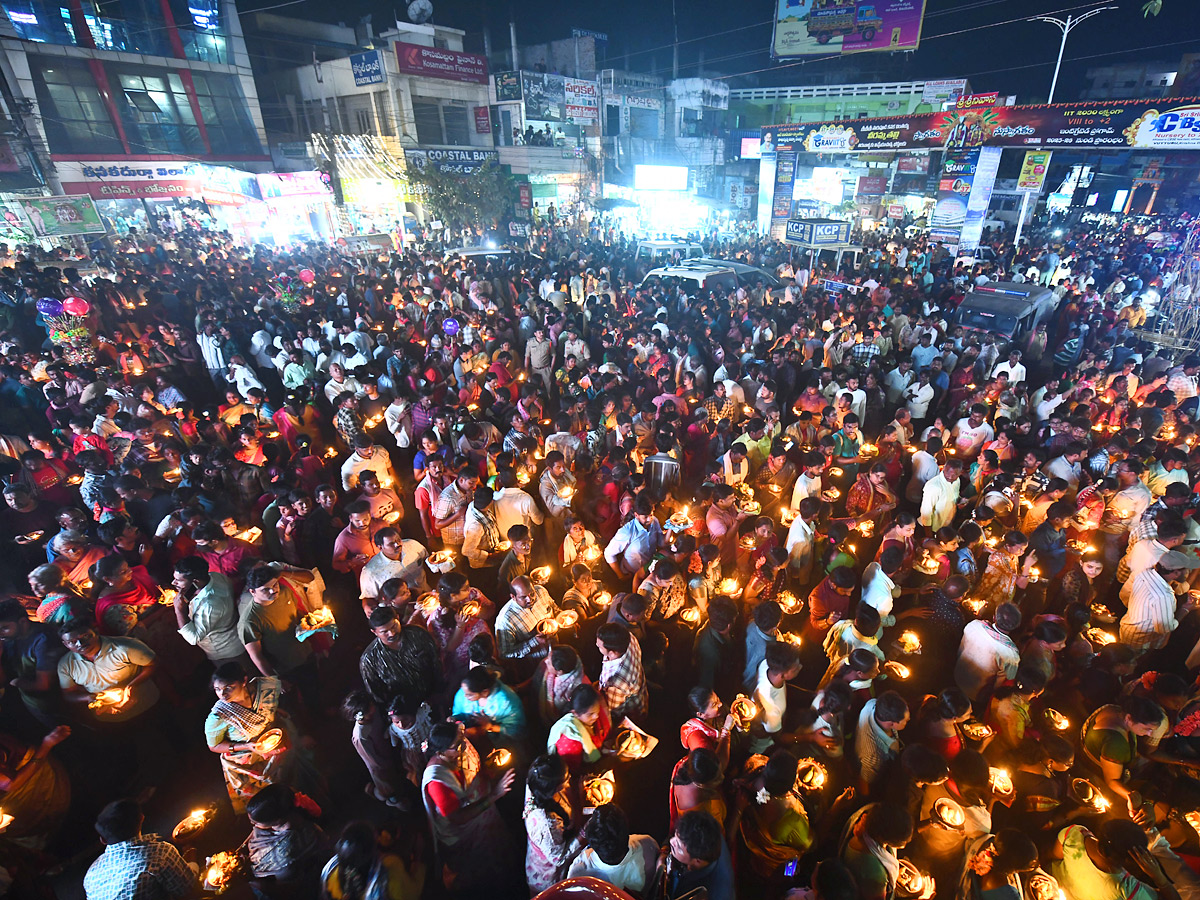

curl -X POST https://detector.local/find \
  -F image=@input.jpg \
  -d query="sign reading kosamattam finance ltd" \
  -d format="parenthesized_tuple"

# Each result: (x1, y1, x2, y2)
(760, 98, 1200, 153)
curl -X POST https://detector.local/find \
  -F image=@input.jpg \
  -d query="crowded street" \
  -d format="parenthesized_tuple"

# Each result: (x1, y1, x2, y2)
(1, 212, 1200, 900)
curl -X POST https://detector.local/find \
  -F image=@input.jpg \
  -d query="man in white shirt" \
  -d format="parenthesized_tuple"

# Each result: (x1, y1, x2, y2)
(903, 370, 935, 422)
(883, 360, 915, 405)
(1120, 556, 1193, 652)
(855, 692, 908, 792)
(359, 528, 429, 599)
(1043, 442, 1086, 493)
(860, 550, 904, 628)
(954, 603, 1022, 700)
(906, 437, 942, 505)
(991, 350, 1027, 386)
(920, 458, 965, 531)
(492, 470, 544, 538)
(950, 405, 995, 462)
(752, 642, 801, 753)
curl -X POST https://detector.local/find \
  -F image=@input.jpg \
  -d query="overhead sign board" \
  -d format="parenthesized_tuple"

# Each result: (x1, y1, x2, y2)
(772, 0, 927, 58)
(761, 98, 1200, 152)
(785, 218, 851, 246)
(394, 41, 487, 84)
(350, 50, 384, 86)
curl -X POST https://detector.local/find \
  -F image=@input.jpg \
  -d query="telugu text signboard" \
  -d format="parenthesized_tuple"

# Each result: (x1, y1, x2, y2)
(350, 50, 384, 86)
(6, 195, 105, 237)
(760, 97, 1200, 152)
(772, 0, 927, 58)
(1017, 150, 1053, 192)
(405, 148, 498, 175)
(394, 41, 487, 84)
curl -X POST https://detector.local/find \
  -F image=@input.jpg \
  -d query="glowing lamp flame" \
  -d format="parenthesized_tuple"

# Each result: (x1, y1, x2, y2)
(461, 601, 481, 618)
(88, 686, 131, 710)
(795, 758, 828, 792)
(1086, 627, 1116, 646)
(487, 748, 513, 769)
(1045, 708, 1070, 731)
(530, 566, 552, 585)
(594, 591, 613, 608)
(582, 545, 602, 562)
(517, 471, 531, 485)
(383, 511, 401, 524)
(780, 507, 798, 526)
(417, 594, 440, 612)
(896, 860, 931, 898)
(324, 447, 338, 459)
(496, 540, 512, 552)
(897, 631, 921, 654)
(731, 694, 758, 729)
(299, 607, 335, 631)
(172, 805, 216, 841)
(961, 720, 993, 741)
(204, 851, 239, 891)
(555, 610, 580, 629)
(827, 467, 844, 478)
(886, 661, 910, 680)
(254, 729, 284, 755)
(778, 591, 801, 613)
(779, 632, 803, 647)
(557, 486, 575, 500)
(615, 730, 647, 758)
(740, 534, 757, 550)
(235, 527, 263, 543)
(67, 474, 83, 485)
(158, 588, 179, 606)
(933, 797, 965, 829)
(964, 598, 986, 615)
(718, 577, 741, 596)
(821, 488, 841, 502)
(537, 618, 560, 635)
(989, 767, 1013, 795)
(857, 520, 875, 536)
(1070, 778, 1110, 812)
(1027, 873, 1063, 900)
(679, 607, 701, 624)
(584, 771, 615, 806)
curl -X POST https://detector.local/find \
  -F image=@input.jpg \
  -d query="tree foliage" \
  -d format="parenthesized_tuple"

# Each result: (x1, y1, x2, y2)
(405, 161, 518, 228)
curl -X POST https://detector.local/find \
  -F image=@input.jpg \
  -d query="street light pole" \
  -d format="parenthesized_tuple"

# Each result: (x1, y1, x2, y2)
(1032, 6, 1117, 104)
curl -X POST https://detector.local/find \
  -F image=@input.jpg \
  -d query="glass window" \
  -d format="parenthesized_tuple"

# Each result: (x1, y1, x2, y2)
(29, 56, 123, 153)
(112, 65, 200, 153)
(190, 71, 262, 154)
(442, 104, 468, 146)
(412, 98, 442, 144)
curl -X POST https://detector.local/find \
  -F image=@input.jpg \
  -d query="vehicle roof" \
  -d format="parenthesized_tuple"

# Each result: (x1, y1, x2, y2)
(446, 246, 513, 256)
(961, 282, 1053, 314)
(637, 239, 702, 248)
(643, 264, 735, 278)
(692, 257, 767, 276)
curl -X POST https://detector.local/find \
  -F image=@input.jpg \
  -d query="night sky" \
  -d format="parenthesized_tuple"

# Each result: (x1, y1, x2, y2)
(274, 0, 1200, 102)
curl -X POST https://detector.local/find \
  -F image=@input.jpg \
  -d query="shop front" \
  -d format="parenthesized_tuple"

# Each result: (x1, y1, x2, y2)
(255, 171, 336, 244)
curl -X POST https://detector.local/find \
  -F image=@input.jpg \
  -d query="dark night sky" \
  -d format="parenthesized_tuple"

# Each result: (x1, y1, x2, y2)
(282, 0, 1200, 102)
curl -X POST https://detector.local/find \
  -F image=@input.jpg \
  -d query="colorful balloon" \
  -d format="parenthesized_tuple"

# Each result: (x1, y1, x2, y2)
(62, 296, 90, 316)
(36, 298, 63, 316)
(443, 317, 461, 337)
(298, 268, 316, 284)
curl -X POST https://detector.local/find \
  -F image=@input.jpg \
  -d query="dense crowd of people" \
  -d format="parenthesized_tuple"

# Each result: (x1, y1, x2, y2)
(0, 214, 1198, 900)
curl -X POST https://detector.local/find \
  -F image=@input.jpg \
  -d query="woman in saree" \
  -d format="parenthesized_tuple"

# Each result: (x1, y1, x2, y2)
(670, 747, 727, 832)
(1079, 696, 1167, 819)
(736, 750, 813, 888)
(560, 516, 600, 568)
(91, 555, 160, 636)
(845, 463, 898, 526)
(547, 684, 612, 774)
(417, 572, 493, 682)
(27, 564, 88, 625)
(524, 753, 585, 893)
(0, 725, 71, 849)
(50, 531, 106, 592)
(204, 662, 297, 814)
(421, 721, 518, 896)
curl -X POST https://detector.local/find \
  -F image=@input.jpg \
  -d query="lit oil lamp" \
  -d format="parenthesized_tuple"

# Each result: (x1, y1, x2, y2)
(557, 485, 575, 500)
(1044, 708, 1070, 731)
(932, 797, 965, 830)
(897, 631, 921, 654)
(594, 591, 613, 608)
(885, 661, 910, 680)
(718, 577, 741, 596)
(739, 534, 757, 550)
(537, 618, 560, 636)
(584, 770, 615, 806)
(766, 483, 783, 495)
(780, 507, 798, 526)
(779, 631, 803, 647)
(1027, 567, 1041, 583)
(158, 588, 179, 606)
(18, 531, 44, 543)
(486, 748, 513, 769)
(856, 520, 875, 537)
(530, 565, 552, 585)
(517, 471, 531, 485)
(895, 859, 933, 899)
(383, 511, 401, 524)
(794, 758, 828, 792)
(556, 610, 580, 629)
(1089, 602, 1115, 622)
(67, 474, 83, 485)
(582, 545, 602, 563)
(496, 540, 512, 553)
(614, 729, 647, 758)
(88, 686, 131, 711)
(778, 591, 801, 614)
(172, 804, 217, 841)
(679, 607, 702, 625)
(960, 720, 993, 741)
(298, 607, 335, 633)
(1026, 872, 1063, 900)
(859, 443, 878, 457)
(460, 600, 481, 618)
(963, 598, 986, 615)
(1186, 811, 1200, 839)
(203, 850, 241, 892)
(821, 488, 841, 502)
(730, 694, 759, 729)
(1070, 778, 1111, 812)
(827, 466, 844, 478)
(989, 767, 1014, 796)
(253, 728, 284, 755)
(324, 447, 338, 459)
(417, 594, 440, 613)
(1086, 626, 1116, 646)
(0, 809, 13, 831)
(235, 526, 263, 543)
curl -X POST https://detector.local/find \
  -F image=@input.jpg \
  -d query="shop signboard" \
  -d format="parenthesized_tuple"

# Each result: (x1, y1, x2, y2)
(350, 50, 384, 86)
(856, 175, 887, 196)
(887, 203, 905, 219)
(495, 71, 522, 101)
(930, 148, 977, 246)
(784, 218, 851, 246)
(474, 106, 492, 133)
(920, 79, 967, 105)
(394, 41, 487, 84)
(760, 97, 1200, 152)
(1016, 150, 1053, 191)
(955, 92, 999, 110)
(522, 71, 567, 122)
(5, 194, 104, 236)
(564, 78, 599, 123)
(518, 182, 532, 209)
(772, 0, 927, 58)
(405, 148, 498, 175)
(772, 151, 796, 226)
(958, 146, 1002, 251)
(257, 171, 333, 200)
(57, 160, 261, 203)
(896, 154, 929, 173)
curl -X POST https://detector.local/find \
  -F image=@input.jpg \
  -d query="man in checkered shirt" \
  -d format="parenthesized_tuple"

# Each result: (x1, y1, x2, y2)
(849, 329, 882, 370)
(84, 799, 194, 900)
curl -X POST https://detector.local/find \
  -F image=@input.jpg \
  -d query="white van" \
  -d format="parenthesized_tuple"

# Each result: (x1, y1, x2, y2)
(635, 240, 705, 264)
(639, 264, 739, 296)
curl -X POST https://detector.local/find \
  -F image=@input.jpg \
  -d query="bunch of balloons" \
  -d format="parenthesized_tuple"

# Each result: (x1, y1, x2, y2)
(36, 295, 95, 364)
(272, 274, 303, 311)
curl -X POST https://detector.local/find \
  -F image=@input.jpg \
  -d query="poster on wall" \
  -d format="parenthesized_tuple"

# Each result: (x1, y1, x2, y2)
(772, 0, 927, 58)
(1017, 150, 1053, 191)
(772, 152, 797, 224)
(394, 41, 487, 84)
(760, 97, 1200, 152)
(564, 78, 599, 123)
(522, 72, 566, 122)
(929, 149, 978, 246)
(958, 146, 1003, 251)
(8, 195, 105, 237)
(474, 106, 492, 134)
(494, 71, 522, 101)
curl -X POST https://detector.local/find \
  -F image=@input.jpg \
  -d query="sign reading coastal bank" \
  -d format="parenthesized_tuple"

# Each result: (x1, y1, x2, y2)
(394, 41, 487, 84)
(760, 97, 1200, 152)
(351, 50, 384, 86)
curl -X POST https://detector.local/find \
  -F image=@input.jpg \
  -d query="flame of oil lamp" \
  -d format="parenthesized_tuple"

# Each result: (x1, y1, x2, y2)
(739, 534, 757, 550)
(1186, 811, 1200, 839)
(556, 610, 580, 629)
(487, 748, 513, 769)
(1070, 778, 1110, 812)
(1044, 708, 1070, 731)
(766, 483, 783, 495)
(253, 728, 284, 755)
(886, 661, 911, 680)
(780, 507, 798, 526)
(778, 591, 801, 613)
(21, 531, 44, 542)
(461, 601, 481, 618)
(821, 488, 841, 501)
(517, 471, 531, 485)
(859, 443, 878, 456)
(158, 588, 179, 606)
(67, 474, 83, 485)
(236, 526, 263, 543)
(718, 577, 741, 596)
(172, 805, 217, 841)
(530, 565, 552, 584)
(779, 631, 803, 647)
(324, 447, 338, 458)
(1086, 626, 1116, 646)
(584, 771, 615, 806)
(537, 618, 560, 636)
(932, 797, 965, 829)
(730, 694, 758, 729)
(496, 540, 512, 552)
(300, 607, 335, 631)
(594, 591, 613, 608)
(1026, 872, 1062, 900)
(898, 631, 921, 654)
(989, 767, 1013, 795)
(88, 686, 131, 710)
(615, 730, 647, 758)
(964, 598, 986, 615)
(417, 594, 440, 612)
(383, 510, 401, 524)
(857, 520, 875, 536)
(204, 851, 240, 891)
(828, 466, 844, 478)
(896, 860, 930, 898)
(557, 485, 575, 500)
(961, 720, 993, 741)
(794, 758, 828, 792)
(583, 545, 602, 562)
(0, 809, 13, 831)
(679, 607, 701, 625)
